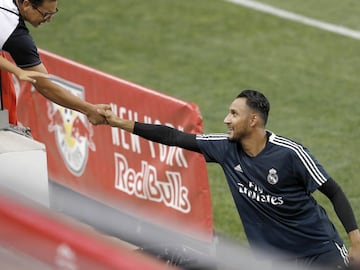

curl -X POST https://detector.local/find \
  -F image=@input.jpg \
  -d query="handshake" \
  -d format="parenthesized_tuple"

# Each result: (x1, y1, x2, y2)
(86, 104, 117, 126)
(87, 104, 133, 132)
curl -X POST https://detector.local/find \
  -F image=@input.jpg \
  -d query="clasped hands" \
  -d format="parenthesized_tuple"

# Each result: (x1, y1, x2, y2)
(86, 104, 116, 126)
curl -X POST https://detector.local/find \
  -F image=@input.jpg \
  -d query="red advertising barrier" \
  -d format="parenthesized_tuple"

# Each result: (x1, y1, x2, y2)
(16, 49, 213, 241)
(0, 52, 17, 124)
(0, 189, 178, 270)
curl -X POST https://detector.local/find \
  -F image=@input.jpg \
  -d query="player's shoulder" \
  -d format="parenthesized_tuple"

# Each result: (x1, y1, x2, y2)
(268, 131, 305, 152)
(0, 0, 18, 12)
(0, 0, 21, 48)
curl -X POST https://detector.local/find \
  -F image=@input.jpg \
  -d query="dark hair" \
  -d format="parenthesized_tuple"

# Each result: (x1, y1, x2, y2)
(237, 89, 270, 125)
(18, 0, 56, 7)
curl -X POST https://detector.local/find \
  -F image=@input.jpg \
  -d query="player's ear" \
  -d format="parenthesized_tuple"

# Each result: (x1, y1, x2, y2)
(22, 0, 31, 8)
(250, 113, 257, 126)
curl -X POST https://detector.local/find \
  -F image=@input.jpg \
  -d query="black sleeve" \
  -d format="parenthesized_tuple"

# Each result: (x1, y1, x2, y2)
(3, 21, 41, 68)
(133, 122, 201, 153)
(318, 178, 358, 233)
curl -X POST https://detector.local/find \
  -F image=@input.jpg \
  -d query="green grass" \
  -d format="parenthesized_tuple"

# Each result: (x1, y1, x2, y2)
(31, 0, 360, 246)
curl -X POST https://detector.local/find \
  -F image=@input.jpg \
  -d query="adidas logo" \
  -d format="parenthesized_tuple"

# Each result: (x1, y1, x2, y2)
(234, 164, 243, 173)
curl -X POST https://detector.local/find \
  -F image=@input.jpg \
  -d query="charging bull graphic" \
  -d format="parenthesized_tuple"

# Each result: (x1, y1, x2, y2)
(47, 77, 95, 176)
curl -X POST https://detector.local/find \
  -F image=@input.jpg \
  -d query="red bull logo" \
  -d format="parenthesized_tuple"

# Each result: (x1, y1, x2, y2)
(47, 77, 95, 176)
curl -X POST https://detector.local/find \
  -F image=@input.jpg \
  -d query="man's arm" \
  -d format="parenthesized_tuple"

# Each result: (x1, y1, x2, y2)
(99, 108, 200, 152)
(0, 56, 48, 83)
(319, 179, 360, 266)
(25, 64, 110, 125)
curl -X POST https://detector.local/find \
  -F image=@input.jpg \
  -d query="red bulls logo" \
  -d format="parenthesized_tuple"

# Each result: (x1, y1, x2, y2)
(47, 78, 95, 176)
(71, 116, 95, 151)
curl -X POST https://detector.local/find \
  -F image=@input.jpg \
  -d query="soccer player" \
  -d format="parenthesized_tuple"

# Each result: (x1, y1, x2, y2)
(98, 89, 360, 269)
(0, 0, 110, 125)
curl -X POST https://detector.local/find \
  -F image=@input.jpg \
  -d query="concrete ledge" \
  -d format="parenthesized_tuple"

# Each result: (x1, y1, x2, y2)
(0, 130, 49, 207)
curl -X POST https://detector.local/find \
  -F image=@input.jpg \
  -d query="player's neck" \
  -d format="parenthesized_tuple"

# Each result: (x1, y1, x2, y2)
(240, 129, 267, 157)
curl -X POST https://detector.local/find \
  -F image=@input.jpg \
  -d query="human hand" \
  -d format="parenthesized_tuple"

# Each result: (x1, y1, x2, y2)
(349, 230, 360, 268)
(97, 106, 135, 132)
(87, 104, 112, 125)
(349, 241, 360, 268)
(97, 106, 118, 127)
(17, 70, 49, 83)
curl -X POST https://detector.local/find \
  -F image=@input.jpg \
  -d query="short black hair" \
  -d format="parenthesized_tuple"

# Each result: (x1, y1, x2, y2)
(237, 89, 270, 125)
(18, 0, 55, 7)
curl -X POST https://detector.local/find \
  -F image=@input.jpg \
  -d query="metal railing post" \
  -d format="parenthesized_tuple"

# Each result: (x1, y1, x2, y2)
(0, 74, 10, 130)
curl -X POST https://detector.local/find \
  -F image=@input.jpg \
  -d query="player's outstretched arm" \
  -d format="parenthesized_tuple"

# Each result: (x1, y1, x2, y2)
(98, 108, 135, 132)
(98, 107, 200, 152)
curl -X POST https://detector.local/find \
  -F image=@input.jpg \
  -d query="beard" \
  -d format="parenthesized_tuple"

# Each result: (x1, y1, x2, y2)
(227, 127, 250, 142)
